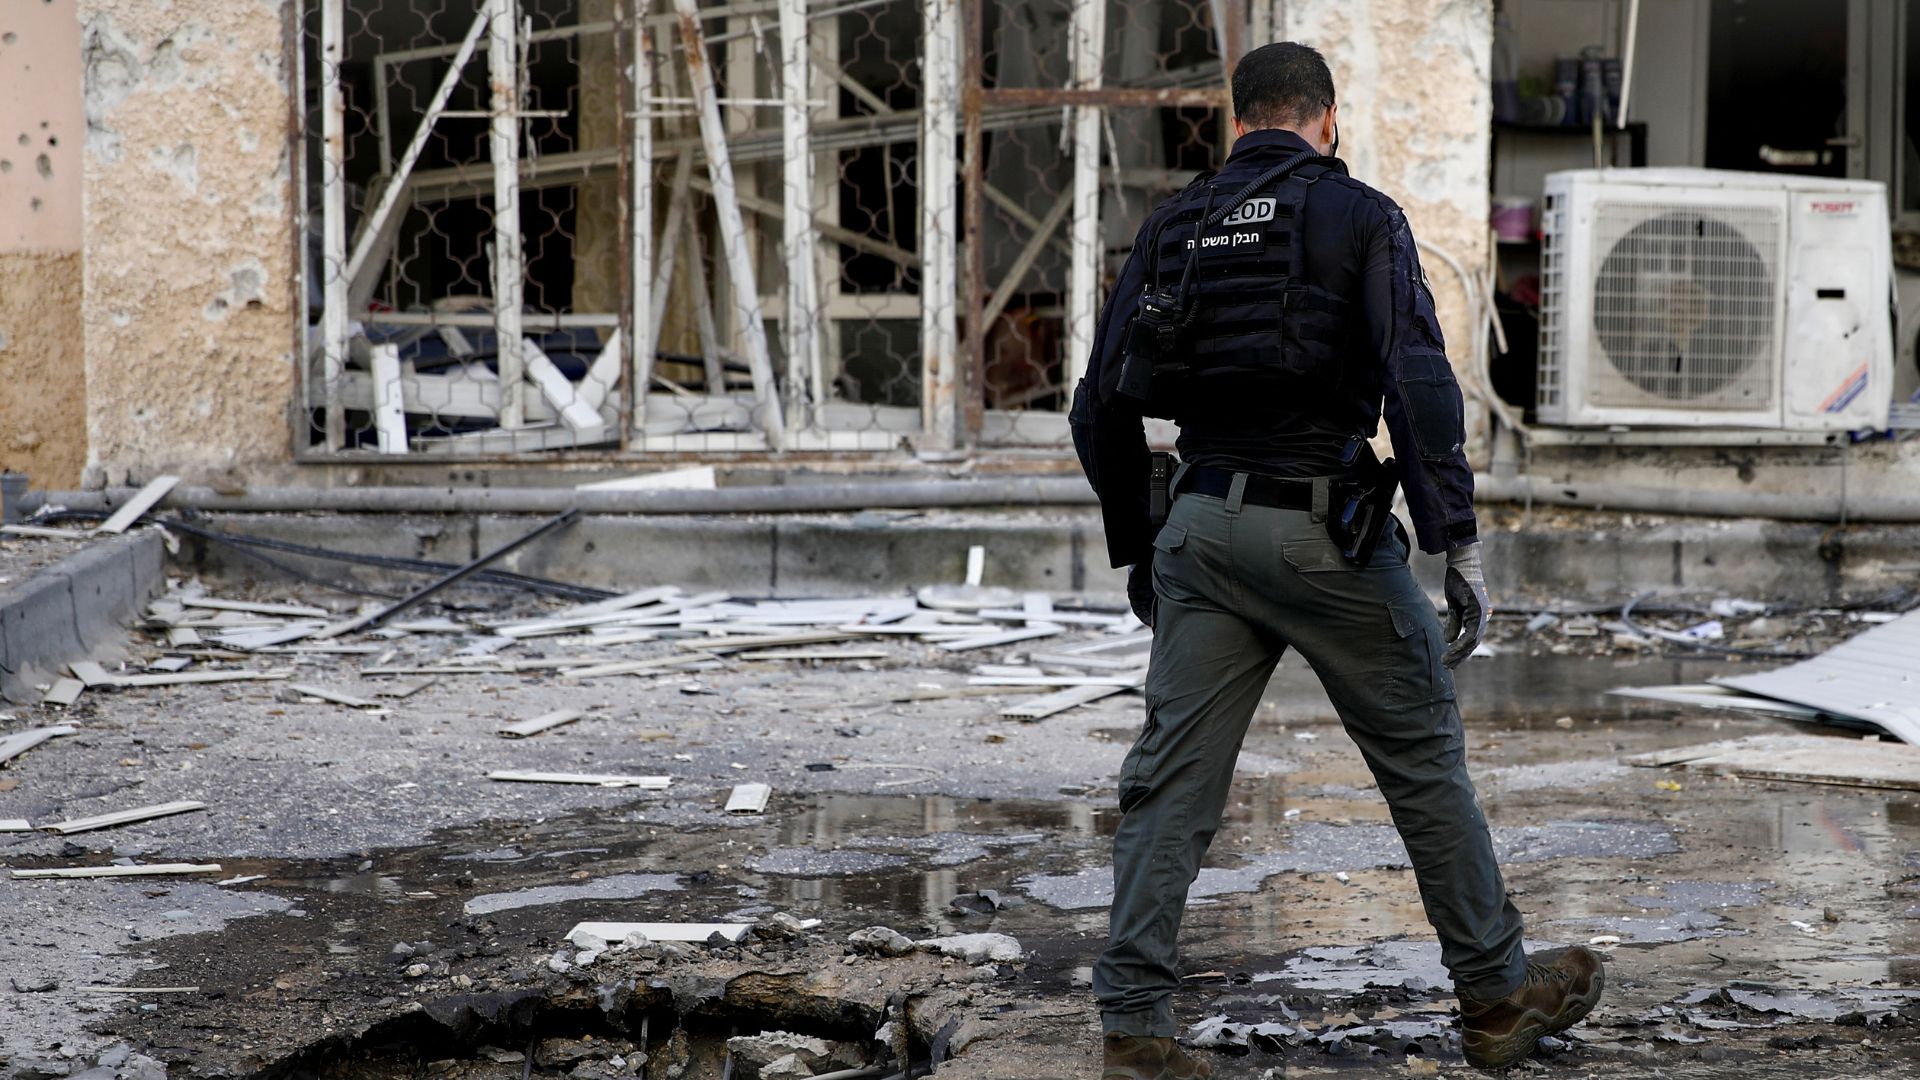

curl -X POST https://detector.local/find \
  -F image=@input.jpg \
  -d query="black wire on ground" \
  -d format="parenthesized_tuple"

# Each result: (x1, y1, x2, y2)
(1619, 592, 1816, 660)
(156, 517, 614, 603)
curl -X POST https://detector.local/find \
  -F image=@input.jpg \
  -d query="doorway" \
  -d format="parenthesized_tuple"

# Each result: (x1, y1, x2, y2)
(1705, 0, 1850, 176)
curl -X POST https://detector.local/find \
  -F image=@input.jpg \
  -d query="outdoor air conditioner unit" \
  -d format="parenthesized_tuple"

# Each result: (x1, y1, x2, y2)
(1536, 168, 1892, 430)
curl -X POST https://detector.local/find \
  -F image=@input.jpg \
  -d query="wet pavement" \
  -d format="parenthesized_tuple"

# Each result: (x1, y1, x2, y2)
(1, 583, 1918, 1078)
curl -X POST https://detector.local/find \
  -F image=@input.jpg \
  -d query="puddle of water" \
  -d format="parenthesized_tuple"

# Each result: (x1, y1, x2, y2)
(1019, 820, 1680, 911)
(463, 872, 684, 916)
(748, 848, 909, 876)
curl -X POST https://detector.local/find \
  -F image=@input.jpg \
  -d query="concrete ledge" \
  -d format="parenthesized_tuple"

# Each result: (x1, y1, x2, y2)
(0, 532, 166, 702)
(167, 508, 1920, 607)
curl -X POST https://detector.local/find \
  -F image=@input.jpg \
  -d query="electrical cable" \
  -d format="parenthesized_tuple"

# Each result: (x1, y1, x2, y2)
(153, 517, 614, 602)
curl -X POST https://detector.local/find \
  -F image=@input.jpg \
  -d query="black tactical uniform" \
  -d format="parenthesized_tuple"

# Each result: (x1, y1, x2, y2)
(1071, 127, 1528, 1040)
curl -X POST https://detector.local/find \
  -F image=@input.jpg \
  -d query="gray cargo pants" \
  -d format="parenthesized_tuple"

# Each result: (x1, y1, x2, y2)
(1094, 483, 1528, 1037)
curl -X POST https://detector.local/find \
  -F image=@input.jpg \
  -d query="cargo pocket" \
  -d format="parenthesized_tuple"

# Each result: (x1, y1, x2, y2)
(1381, 596, 1454, 709)
(1151, 522, 1188, 555)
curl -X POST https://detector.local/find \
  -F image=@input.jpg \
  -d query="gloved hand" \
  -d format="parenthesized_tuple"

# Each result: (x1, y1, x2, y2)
(1442, 542, 1489, 668)
(1127, 559, 1158, 629)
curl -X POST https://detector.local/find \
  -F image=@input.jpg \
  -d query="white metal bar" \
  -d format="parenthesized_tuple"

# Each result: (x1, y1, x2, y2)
(347, 10, 490, 291)
(631, 14, 655, 430)
(919, 0, 960, 451)
(1065, 0, 1106, 389)
(523, 338, 609, 430)
(672, 0, 785, 447)
(1617, 0, 1640, 127)
(487, 0, 527, 429)
(320, 0, 350, 452)
(682, 210, 730, 391)
(370, 343, 409, 453)
(780, 0, 823, 426)
(649, 151, 696, 363)
(577, 327, 624, 413)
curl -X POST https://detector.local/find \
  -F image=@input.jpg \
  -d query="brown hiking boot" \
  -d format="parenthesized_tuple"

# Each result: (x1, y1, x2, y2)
(1101, 1034, 1214, 1080)
(1459, 946, 1606, 1071)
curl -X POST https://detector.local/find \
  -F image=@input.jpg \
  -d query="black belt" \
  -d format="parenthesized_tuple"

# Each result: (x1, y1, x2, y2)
(1178, 465, 1313, 511)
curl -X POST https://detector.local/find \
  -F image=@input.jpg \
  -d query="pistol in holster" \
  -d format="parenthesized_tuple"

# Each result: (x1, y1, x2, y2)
(1327, 438, 1398, 567)
(1148, 452, 1175, 527)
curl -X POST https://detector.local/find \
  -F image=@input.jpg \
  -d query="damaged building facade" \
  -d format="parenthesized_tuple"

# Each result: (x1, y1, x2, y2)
(1, 0, 1916, 524)
(1, 0, 1492, 483)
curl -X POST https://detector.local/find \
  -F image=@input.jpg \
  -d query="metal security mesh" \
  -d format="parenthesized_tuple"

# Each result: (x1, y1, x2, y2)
(295, 0, 1250, 459)
(1587, 202, 1781, 410)
(1534, 190, 1565, 411)
(969, 0, 1227, 447)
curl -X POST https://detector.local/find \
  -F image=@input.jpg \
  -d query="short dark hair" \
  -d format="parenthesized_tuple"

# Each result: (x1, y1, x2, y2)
(1231, 42, 1336, 131)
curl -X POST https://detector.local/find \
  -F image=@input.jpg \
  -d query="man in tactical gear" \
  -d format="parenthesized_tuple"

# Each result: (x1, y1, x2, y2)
(1070, 43, 1604, 1079)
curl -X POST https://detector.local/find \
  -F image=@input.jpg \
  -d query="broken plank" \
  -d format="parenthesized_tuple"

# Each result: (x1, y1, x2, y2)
(372, 678, 436, 699)
(966, 674, 1139, 688)
(42, 800, 207, 836)
(360, 665, 516, 676)
(936, 623, 1065, 652)
(103, 670, 289, 689)
(288, 684, 380, 709)
(11, 863, 223, 880)
(1028, 651, 1151, 671)
(498, 709, 583, 738)
(487, 771, 671, 789)
(672, 630, 854, 655)
(0, 725, 76, 766)
(566, 920, 749, 945)
(0, 524, 91, 540)
(73, 986, 201, 994)
(94, 476, 180, 534)
(1055, 630, 1155, 655)
(724, 782, 772, 814)
(167, 627, 203, 647)
(975, 609, 1123, 627)
(1001, 682, 1131, 720)
(561, 655, 705, 679)
(550, 586, 683, 619)
(68, 661, 114, 687)
(736, 649, 890, 662)
(41, 679, 85, 707)
(210, 623, 330, 651)
(0, 820, 31, 832)
(181, 597, 332, 618)
(1625, 733, 1920, 792)
(146, 657, 193, 673)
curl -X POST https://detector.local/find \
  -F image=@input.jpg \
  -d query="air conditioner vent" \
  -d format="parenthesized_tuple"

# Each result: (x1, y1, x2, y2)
(1587, 201, 1780, 410)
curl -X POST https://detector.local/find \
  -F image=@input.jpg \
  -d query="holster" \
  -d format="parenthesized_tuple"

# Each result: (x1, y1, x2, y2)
(1147, 452, 1174, 527)
(1326, 440, 1398, 567)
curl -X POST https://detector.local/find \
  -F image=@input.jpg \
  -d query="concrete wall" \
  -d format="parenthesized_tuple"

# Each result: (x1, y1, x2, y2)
(0, 1, 88, 488)
(77, 0, 298, 487)
(1287, 0, 1497, 461)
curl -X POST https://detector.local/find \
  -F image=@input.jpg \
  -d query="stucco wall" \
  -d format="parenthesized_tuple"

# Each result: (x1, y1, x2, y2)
(1287, 0, 1496, 461)
(0, 1, 88, 488)
(78, 0, 297, 486)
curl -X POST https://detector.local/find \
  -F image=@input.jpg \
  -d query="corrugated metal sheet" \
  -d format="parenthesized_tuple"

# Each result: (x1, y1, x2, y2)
(1718, 611, 1920, 744)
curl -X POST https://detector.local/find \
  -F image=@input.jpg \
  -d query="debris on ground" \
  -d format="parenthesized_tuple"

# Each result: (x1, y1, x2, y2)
(1613, 608, 1920, 742)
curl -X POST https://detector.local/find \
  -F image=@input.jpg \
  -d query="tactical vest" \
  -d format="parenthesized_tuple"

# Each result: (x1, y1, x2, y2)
(1115, 154, 1352, 421)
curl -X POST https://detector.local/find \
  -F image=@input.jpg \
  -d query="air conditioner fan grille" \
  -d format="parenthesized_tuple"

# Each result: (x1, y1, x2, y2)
(1588, 203, 1779, 409)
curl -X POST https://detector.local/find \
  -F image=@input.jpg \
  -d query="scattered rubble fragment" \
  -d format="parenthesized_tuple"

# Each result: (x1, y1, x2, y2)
(916, 932, 1024, 964)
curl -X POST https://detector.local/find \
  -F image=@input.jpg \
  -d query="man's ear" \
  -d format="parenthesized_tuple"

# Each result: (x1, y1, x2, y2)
(1231, 115, 1248, 139)
(1321, 104, 1338, 149)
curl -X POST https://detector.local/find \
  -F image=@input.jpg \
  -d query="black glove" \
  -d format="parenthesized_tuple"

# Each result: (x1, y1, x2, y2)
(1442, 542, 1489, 668)
(1127, 559, 1157, 628)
